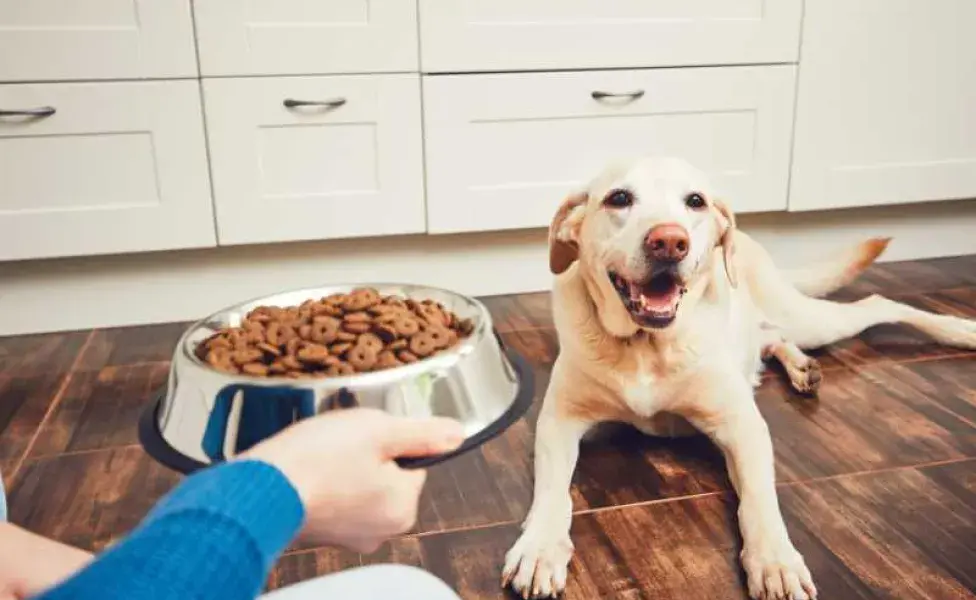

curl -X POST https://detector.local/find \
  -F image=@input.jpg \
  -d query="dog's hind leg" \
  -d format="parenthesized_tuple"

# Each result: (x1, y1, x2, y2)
(776, 293, 976, 351)
(742, 235, 976, 351)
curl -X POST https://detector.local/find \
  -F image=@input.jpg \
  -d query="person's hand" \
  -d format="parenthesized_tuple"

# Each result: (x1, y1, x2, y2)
(0, 522, 92, 599)
(241, 408, 464, 553)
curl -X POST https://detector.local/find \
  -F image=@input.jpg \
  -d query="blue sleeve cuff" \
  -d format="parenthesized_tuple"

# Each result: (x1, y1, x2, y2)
(146, 459, 306, 565)
(35, 459, 306, 600)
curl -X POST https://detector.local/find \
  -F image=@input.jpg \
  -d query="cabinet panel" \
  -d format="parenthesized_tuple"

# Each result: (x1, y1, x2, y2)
(0, 0, 197, 81)
(0, 82, 215, 261)
(193, 0, 418, 76)
(419, 0, 801, 72)
(423, 66, 797, 233)
(789, 0, 976, 211)
(203, 75, 426, 245)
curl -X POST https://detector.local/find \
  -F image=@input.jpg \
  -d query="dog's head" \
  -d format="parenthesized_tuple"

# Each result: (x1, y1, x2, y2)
(549, 157, 737, 333)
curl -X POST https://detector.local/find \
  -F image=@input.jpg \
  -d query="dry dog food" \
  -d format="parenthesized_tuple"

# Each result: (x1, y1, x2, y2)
(195, 288, 476, 378)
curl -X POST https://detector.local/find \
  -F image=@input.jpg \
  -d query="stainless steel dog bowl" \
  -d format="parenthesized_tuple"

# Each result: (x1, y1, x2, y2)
(139, 283, 533, 473)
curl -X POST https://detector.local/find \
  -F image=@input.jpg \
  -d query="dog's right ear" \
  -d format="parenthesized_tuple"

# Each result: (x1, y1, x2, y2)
(548, 191, 588, 275)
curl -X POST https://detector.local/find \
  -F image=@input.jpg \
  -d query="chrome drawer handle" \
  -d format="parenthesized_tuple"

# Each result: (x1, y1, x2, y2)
(0, 106, 56, 118)
(591, 90, 645, 102)
(283, 98, 347, 110)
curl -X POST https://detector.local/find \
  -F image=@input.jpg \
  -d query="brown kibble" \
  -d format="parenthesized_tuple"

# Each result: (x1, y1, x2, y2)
(343, 311, 371, 323)
(268, 361, 289, 375)
(197, 290, 472, 379)
(356, 333, 384, 353)
(326, 362, 356, 377)
(231, 348, 262, 365)
(264, 322, 281, 345)
(296, 344, 331, 366)
(312, 302, 343, 317)
(310, 317, 340, 344)
(281, 355, 303, 371)
(241, 362, 269, 376)
(347, 345, 378, 371)
(397, 350, 419, 364)
(205, 349, 237, 373)
(375, 351, 402, 369)
(392, 317, 420, 337)
(257, 342, 281, 357)
(330, 342, 353, 356)
(371, 322, 398, 343)
(335, 330, 357, 342)
(425, 326, 453, 350)
(408, 332, 437, 357)
(342, 320, 372, 334)
(457, 318, 475, 336)
(342, 289, 381, 311)
(285, 337, 302, 357)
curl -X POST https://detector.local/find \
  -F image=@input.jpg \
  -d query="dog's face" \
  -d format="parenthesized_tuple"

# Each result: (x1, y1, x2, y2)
(549, 157, 737, 331)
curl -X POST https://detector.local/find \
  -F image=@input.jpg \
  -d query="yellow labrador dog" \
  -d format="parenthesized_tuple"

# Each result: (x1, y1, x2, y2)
(502, 156, 976, 600)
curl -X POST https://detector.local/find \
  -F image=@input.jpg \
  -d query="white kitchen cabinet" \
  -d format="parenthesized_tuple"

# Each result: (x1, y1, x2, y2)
(789, 0, 976, 212)
(193, 0, 419, 76)
(0, 81, 215, 261)
(418, 0, 802, 73)
(0, 0, 197, 81)
(423, 66, 797, 234)
(203, 75, 426, 246)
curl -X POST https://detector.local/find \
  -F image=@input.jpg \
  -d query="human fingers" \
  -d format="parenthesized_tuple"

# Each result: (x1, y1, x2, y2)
(380, 417, 464, 460)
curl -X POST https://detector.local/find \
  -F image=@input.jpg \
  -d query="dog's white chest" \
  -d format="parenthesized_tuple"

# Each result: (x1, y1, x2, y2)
(617, 357, 671, 416)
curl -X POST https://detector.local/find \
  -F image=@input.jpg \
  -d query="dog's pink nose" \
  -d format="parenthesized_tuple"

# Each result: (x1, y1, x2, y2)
(644, 224, 690, 262)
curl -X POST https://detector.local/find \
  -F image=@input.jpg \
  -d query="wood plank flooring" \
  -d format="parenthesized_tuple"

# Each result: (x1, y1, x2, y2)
(2, 255, 976, 599)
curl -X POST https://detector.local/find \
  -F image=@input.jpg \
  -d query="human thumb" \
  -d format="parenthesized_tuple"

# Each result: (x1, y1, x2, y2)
(381, 417, 465, 460)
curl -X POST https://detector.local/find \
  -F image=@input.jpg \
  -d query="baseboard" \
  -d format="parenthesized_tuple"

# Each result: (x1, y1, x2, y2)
(1, 199, 974, 336)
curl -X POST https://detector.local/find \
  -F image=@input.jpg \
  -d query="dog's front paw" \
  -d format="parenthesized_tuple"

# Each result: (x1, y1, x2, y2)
(501, 528, 573, 598)
(742, 544, 817, 600)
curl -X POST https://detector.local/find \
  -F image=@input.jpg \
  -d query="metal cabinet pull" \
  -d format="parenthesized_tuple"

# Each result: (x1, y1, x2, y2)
(0, 106, 56, 118)
(283, 98, 347, 110)
(591, 90, 645, 102)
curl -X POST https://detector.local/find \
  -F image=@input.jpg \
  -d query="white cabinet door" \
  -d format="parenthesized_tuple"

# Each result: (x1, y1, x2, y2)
(0, 82, 215, 261)
(419, 0, 802, 72)
(423, 66, 797, 234)
(789, 1, 976, 212)
(203, 75, 426, 246)
(0, 0, 197, 81)
(193, 0, 418, 76)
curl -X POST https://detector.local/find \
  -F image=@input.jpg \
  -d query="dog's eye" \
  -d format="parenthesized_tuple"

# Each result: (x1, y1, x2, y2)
(684, 192, 707, 210)
(603, 189, 634, 209)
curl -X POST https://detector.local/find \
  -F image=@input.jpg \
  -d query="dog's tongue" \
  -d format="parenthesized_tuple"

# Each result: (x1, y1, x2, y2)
(630, 275, 680, 312)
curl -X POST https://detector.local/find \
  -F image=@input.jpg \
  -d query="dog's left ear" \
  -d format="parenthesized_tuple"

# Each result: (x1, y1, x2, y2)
(712, 198, 738, 288)
(548, 190, 587, 275)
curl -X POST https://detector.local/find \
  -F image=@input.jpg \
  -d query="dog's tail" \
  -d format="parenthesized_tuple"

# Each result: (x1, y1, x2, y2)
(785, 237, 892, 298)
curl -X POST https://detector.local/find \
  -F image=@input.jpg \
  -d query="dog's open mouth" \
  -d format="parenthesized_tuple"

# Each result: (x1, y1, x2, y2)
(608, 269, 685, 328)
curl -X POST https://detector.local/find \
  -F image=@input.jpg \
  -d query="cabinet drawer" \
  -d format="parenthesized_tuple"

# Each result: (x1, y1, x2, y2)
(0, 81, 215, 261)
(203, 75, 425, 245)
(423, 66, 797, 234)
(0, 0, 197, 81)
(419, 0, 801, 73)
(193, 0, 418, 76)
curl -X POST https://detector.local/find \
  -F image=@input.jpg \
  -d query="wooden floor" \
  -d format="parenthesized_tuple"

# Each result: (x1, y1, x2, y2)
(3, 255, 976, 599)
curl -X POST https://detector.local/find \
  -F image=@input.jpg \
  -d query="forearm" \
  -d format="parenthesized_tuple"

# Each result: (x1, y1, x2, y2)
(0, 523, 92, 599)
(34, 460, 304, 600)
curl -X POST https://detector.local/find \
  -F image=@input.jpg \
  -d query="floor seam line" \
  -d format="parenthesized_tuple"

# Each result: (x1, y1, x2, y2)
(280, 457, 976, 556)
(8, 329, 97, 481)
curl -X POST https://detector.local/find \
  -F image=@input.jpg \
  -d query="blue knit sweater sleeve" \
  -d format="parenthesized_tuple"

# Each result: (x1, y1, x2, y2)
(35, 460, 305, 600)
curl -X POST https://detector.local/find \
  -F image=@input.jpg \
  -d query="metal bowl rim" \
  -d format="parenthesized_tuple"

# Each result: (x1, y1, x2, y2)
(176, 282, 496, 388)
